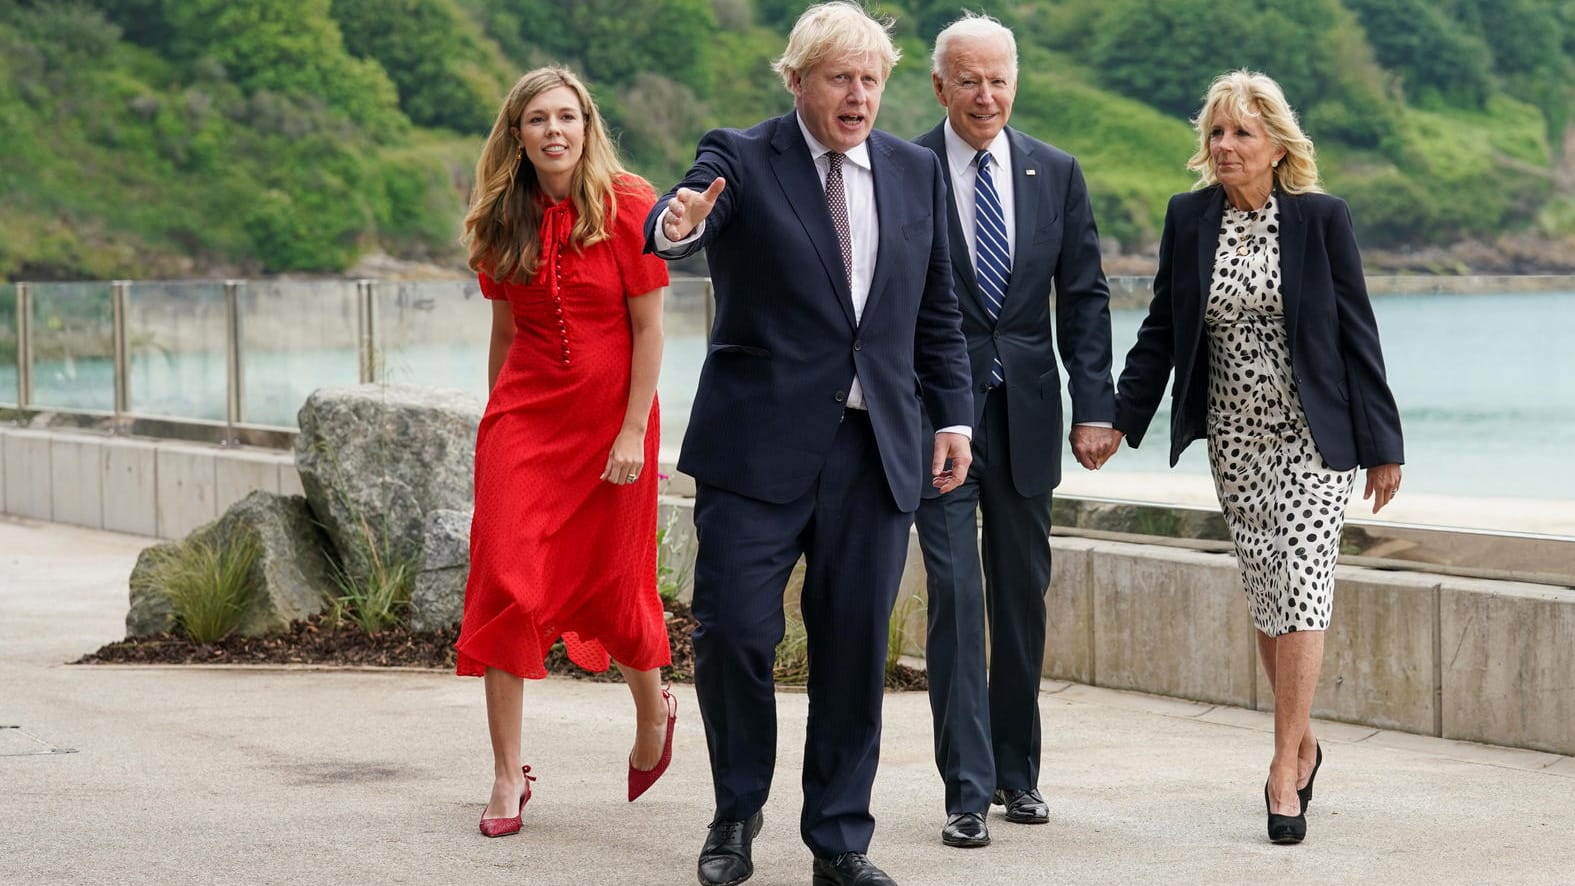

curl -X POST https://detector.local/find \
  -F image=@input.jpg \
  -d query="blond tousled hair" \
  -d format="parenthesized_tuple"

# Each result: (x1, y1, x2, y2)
(771, 2, 900, 91)
(463, 67, 642, 283)
(1188, 70, 1322, 195)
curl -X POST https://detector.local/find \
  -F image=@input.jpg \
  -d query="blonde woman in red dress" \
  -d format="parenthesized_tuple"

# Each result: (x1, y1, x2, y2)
(457, 67, 675, 838)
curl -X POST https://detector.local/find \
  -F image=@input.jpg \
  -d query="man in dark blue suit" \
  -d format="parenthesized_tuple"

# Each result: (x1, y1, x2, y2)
(644, 4, 973, 884)
(911, 14, 1119, 849)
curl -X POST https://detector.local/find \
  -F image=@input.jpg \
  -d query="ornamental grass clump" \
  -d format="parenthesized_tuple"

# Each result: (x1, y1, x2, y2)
(326, 515, 415, 634)
(144, 534, 261, 644)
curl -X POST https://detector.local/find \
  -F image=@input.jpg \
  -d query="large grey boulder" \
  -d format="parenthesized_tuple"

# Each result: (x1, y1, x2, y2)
(409, 508, 473, 632)
(126, 491, 335, 638)
(126, 541, 180, 636)
(294, 384, 482, 590)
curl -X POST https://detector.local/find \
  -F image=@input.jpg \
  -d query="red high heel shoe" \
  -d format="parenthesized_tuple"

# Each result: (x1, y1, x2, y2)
(627, 687, 677, 802)
(478, 765, 535, 838)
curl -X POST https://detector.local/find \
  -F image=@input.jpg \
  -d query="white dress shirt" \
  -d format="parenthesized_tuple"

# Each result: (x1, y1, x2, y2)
(794, 116, 875, 410)
(942, 119, 1015, 271)
(939, 121, 1108, 431)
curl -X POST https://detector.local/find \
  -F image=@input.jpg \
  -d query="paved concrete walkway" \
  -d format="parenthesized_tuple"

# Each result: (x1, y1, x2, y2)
(2, 516, 1572, 885)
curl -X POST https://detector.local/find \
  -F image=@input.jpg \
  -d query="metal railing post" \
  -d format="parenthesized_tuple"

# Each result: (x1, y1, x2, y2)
(357, 279, 377, 384)
(225, 280, 244, 444)
(111, 280, 130, 427)
(15, 282, 32, 409)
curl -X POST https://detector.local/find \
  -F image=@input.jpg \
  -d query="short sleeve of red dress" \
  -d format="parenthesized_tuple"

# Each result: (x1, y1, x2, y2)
(478, 270, 506, 300)
(612, 179, 670, 297)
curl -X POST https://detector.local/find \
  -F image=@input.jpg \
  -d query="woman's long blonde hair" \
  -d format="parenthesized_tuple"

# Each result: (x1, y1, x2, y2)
(1187, 70, 1322, 195)
(463, 67, 631, 282)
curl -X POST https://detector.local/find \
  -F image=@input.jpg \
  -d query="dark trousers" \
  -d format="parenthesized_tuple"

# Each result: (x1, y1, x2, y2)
(689, 410, 911, 857)
(913, 387, 1052, 812)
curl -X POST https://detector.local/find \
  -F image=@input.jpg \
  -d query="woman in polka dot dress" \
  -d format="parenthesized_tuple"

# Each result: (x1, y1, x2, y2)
(1108, 70, 1404, 845)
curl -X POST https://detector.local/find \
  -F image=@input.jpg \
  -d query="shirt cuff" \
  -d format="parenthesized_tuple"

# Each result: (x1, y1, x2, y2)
(653, 217, 705, 255)
(935, 424, 972, 440)
(1074, 421, 1114, 428)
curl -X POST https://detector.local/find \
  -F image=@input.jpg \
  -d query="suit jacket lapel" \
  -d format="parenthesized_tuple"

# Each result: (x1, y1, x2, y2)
(1194, 186, 1225, 348)
(860, 131, 901, 328)
(916, 123, 979, 302)
(768, 114, 856, 329)
(1002, 128, 1039, 322)
(1277, 191, 1305, 342)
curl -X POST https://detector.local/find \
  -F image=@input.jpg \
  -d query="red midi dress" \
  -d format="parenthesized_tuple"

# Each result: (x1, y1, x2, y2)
(456, 183, 672, 679)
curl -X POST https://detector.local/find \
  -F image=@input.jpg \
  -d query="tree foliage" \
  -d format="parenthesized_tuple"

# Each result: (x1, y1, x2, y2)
(2, 0, 1572, 277)
(475, 0, 718, 94)
(329, 0, 507, 134)
(1343, 0, 1494, 109)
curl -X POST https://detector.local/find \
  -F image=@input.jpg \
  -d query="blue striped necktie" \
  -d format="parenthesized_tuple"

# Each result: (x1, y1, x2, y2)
(975, 150, 1011, 386)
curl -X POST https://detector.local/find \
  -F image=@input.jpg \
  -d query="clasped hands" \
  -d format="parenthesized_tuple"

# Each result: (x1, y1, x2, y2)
(1071, 426, 1124, 471)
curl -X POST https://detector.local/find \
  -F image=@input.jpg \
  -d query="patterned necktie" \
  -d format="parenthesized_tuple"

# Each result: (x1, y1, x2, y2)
(825, 151, 852, 289)
(975, 150, 1011, 386)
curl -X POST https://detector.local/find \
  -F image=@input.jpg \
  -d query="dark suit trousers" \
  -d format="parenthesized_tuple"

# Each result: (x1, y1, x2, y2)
(914, 387, 1051, 812)
(689, 411, 910, 857)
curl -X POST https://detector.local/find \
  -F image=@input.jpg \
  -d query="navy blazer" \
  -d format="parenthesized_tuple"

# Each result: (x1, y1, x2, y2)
(1114, 186, 1404, 471)
(644, 113, 973, 512)
(914, 123, 1115, 496)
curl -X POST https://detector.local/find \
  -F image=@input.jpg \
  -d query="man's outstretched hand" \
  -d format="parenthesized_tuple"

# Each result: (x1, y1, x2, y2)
(661, 178, 726, 242)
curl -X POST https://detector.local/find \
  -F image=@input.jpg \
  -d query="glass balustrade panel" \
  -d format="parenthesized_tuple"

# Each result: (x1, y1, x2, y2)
(28, 282, 114, 412)
(373, 278, 489, 403)
(126, 281, 227, 421)
(238, 279, 360, 428)
(0, 283, 16, 407)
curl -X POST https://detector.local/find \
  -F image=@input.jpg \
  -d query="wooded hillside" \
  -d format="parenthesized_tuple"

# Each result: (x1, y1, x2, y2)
(2, 0, 1571, 278)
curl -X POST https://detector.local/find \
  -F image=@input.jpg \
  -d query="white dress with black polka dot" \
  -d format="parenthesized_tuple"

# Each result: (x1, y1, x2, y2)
(1205, 196, 1354, 637)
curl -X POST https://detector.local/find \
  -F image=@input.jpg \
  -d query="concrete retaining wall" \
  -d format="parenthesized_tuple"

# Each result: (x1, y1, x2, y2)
(0, 426, 296, 539)
(9, 428, 1571, 755)
(657, 498, 1575, 756)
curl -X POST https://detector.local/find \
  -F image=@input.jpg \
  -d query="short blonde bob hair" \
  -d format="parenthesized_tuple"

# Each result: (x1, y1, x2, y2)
(772, 1, 900, 91)
(1188, 70, 1322, 195)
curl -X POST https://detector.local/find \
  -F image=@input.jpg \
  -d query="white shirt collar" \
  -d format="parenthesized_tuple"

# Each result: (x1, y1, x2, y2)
(942, 118, 1010, 176)
(796, 113, 872, 171)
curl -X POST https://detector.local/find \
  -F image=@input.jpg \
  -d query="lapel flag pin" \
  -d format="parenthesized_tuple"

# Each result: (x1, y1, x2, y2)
(1026, 169, 1036, 176)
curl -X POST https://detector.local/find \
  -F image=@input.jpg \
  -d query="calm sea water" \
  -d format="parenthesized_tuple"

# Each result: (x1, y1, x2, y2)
(8, 291, 1573, 500)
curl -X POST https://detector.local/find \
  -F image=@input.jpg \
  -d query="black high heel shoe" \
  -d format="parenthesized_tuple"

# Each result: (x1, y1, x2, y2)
(1265, 782, 1307, 844)
(1297, 742, 1323, 814)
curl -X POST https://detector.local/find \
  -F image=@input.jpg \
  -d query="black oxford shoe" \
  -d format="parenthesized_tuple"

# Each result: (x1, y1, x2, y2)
(698, 811, 762, 885)
(940, 811, 991, 848)
(811, 852, 897, 885)
(993, 788, 1050, 824)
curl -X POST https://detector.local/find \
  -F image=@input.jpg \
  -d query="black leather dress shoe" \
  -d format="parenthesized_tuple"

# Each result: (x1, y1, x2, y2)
(811, 852, 897, 886)
(992, 788, 1049, 824)
(940, 811, 990, 848)
(698, 811, 763, 885)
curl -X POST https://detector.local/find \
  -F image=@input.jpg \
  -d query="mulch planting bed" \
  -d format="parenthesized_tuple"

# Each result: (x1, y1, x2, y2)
(76, 599, 928, 691)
